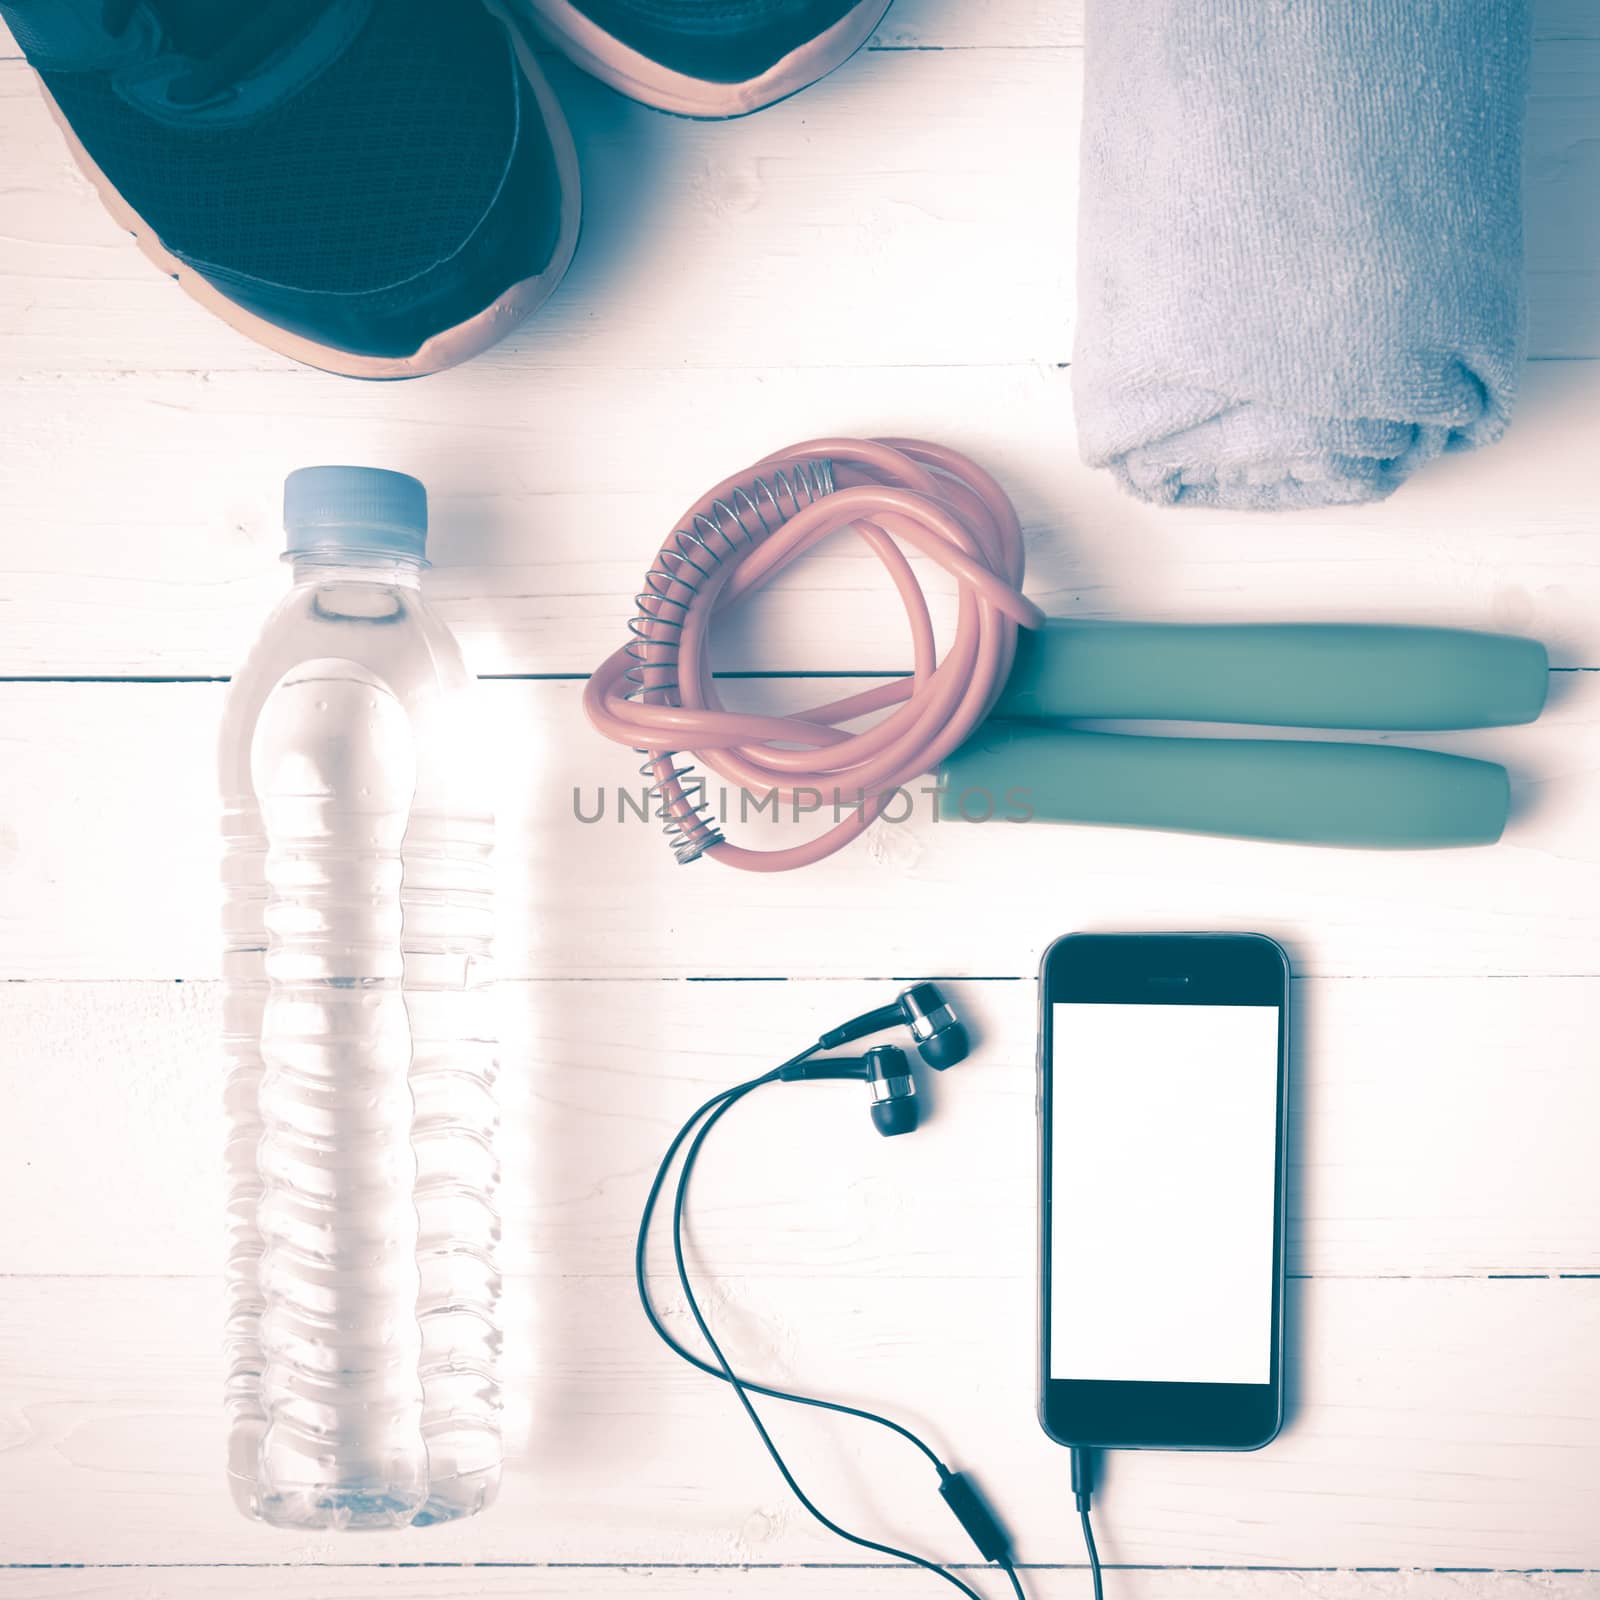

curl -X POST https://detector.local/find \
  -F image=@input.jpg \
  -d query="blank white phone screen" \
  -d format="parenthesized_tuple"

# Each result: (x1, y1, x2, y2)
(1049, 1002, 1280, 1386)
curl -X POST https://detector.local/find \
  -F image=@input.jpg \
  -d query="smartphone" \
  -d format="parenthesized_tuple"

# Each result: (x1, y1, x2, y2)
(1038, 932, 1290, 1451)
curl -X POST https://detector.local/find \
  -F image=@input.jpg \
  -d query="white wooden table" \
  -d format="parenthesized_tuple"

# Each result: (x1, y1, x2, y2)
(2, 2, 1597, 1596)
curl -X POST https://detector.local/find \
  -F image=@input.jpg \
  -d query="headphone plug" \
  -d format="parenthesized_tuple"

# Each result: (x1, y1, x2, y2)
(1071, 1448, 1104, 1600)
(1071, 1445, 1095, 1513)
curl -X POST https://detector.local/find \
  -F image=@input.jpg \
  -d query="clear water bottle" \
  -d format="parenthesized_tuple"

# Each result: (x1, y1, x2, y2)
(219, 467, 500, 1529)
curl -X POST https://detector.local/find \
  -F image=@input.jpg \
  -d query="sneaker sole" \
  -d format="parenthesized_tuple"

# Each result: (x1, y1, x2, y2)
(516, 0, 892, 118)
(33, 0, 582, 380)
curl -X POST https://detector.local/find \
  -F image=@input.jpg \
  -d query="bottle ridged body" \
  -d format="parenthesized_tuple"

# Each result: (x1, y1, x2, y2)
(220, 564, 499, 1530)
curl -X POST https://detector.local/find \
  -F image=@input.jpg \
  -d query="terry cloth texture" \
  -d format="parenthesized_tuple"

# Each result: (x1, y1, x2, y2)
(1071, 0, 1533, 510)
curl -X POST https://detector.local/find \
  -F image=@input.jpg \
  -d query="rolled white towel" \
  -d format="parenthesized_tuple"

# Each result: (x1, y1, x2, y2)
(1072, 0, 1532, 510)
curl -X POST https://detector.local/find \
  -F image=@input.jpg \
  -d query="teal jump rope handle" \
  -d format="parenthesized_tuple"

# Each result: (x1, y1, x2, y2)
(992, 622, 1548, 729)
(939, 725, 1511, 848)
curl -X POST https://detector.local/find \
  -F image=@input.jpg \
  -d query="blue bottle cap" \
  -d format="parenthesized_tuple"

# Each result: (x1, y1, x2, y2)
(283, 465, 428, 562)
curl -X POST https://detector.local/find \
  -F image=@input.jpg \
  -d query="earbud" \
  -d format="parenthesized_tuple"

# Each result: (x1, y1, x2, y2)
(778, 1045, 919, 1136)
(776, 983, 968, 1138)
(898, 983, 969, 1069)
(815, 982, 970, 1070)
(864, 1045, 918, 1137)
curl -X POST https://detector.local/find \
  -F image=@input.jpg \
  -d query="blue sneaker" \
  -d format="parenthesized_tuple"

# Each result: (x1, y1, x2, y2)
(6, 0, 581, 377)
(518, 0, 892, 118)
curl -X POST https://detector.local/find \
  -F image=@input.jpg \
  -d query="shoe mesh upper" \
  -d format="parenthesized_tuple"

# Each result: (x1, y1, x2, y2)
(37, 0, 521, 295)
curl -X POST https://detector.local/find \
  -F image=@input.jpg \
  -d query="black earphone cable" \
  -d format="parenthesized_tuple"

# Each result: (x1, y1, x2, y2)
(635, 1052, 1027, 1600)
(1080, 1508, 1103, 1600)
(633, 1052, 946, 1467)
(1072, 1448, 1105, 1600)
(670, 1087, 996, 1600)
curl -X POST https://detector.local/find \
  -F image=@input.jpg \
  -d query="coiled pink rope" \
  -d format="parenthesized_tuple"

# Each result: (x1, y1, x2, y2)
(584, 437, 1044, 871)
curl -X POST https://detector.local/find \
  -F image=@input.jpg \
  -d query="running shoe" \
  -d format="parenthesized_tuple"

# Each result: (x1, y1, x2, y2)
(517, 0, 892, 118)
(4, 0, 581, 377)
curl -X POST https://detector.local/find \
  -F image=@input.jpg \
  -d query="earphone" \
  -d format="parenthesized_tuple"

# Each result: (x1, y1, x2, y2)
(778, 1045, 920, 1137)
(817, 981, 972, 1069)
(634, 984, 1105, 1599)
(776, 982, 972, 1137)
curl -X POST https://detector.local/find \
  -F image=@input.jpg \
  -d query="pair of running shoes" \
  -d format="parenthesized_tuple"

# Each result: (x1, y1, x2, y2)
(5, 0, 892, 376)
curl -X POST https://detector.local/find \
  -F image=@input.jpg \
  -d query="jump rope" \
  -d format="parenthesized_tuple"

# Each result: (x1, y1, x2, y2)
(592, 437, 1549, 1593)
(585, 437, 1547, 868)
(585, 437, 1041, 870)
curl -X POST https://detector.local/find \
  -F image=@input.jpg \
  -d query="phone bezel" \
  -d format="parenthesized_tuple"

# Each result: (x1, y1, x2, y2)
(1038, 931, 1290, 1452)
